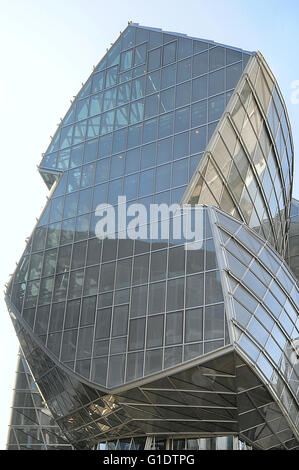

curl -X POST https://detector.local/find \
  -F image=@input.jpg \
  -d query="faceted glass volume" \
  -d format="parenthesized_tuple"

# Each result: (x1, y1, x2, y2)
(5, 24, 298, 450)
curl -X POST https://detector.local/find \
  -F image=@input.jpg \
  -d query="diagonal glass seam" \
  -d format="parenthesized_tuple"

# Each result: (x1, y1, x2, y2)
(227, 110, 278, 248)
(245, 59, 291, 250)
(228, 79, 283, 249)
(235, 350, 299, 445)
(255, 52, 295, 185)
(202, 149, 244, 220)
(215, 219, 298, 311)
(253, 56, 292, 200)
(235, 325, 299, 426)
(190, 155, 234, 211)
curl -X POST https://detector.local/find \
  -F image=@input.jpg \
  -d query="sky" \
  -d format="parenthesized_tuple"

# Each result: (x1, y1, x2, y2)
(0, 0, 298, 449)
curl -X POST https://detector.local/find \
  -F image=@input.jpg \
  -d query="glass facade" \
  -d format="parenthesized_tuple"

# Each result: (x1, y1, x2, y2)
(5, 24, 298, 450)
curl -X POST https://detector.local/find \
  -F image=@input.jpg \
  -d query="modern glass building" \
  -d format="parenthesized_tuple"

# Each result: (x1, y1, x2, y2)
(5, 23, 299, 450)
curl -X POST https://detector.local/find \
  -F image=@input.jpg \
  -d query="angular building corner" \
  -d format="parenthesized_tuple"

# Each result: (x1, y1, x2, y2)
(4, 24, 299, 450)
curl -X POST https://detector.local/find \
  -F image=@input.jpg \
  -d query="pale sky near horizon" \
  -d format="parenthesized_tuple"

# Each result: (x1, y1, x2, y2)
(0, 0, 298, 450)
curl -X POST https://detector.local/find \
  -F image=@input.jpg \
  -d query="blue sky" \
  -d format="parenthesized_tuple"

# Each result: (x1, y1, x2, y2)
(0, 0, 298, 449)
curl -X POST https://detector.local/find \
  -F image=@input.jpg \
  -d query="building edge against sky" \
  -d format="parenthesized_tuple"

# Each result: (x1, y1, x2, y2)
(4, 23, 299, 450)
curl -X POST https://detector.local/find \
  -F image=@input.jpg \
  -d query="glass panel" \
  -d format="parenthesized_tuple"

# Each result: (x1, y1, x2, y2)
(163, 42, 176, 65)
(192, 75, 207, 102)
(209, 47, 225, 70)
(141, 142, 156, 169)
(81, 296, 96, 326)
(209, 69, 225, 95)
(132, 254, 149, 285)
(135, 43, 147, 66)
(168, 246, 185, 277)
(176, 82, 191, 108)
(112, 305, 128, 336)
(167, 277, 184, 310)
(177, 58, 192, 82)
(186, 244, 204, 274)
(161, 64, 176, 89)
(178, 37, 192, 59)
(208, 94, 226, 121)
(105, 66, 118, 88)
(145, 349, 163, 374)
(191, 100, 207, 127)
(148, 48, 161, 71)
(192, 51, 208, 77)
(157, 137, 172, 164)
(174, 132, 189, 160)
(95, 307, 111, 339)
(126, 352, 144, 381)
(164, 346, 182, 368)
(61, 330, 77, 361)
(108, 355, 125, 387)
(99, 262, 115, 292)
(156, 164, 171, 192)
(159, 112, 174, 138)
(205, 270, 223, 304)
(143, 118, 158, 143)
(166, 311, 183, 345)
(147, 314, 164, 348)
(130, 100, 144, 124)
(120, 49, 133, 71)
(95, 158, 110, 183)
(185, 307, 203, 342)
(139, 169, 154, 197)
(129, 318, 145, 350)
(160, 87, 175, 113)
(226, 62, 242, 89)
(77, 327, 93, 359)
(148, 282, 166, 314)
(92, 71, 104, 93)
(175, 106, 190, 132)
(145, 94, 159, 119)
(146, 70, 160, 94)
(83, 266, 99, 295)
(204, 303, 224, 340)
(68, 270, 84, 299)
(90, 93, 102, 116)
(238, 334, 259, 361)
(91, 356, 107, 384)
(131, 76, 146, 100)
(131, 285, 147, 318)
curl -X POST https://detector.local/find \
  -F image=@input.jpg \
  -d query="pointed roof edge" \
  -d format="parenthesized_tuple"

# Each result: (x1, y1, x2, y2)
(131, 22, 256, 55)
(39, 22, 256, 176)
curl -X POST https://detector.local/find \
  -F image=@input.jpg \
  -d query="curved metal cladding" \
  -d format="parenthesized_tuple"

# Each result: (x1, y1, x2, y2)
(4, 24, 298, 450)
(211, 208, 299, 448)
(286, 199, 299, 281)
(183, 52, 294, 257)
